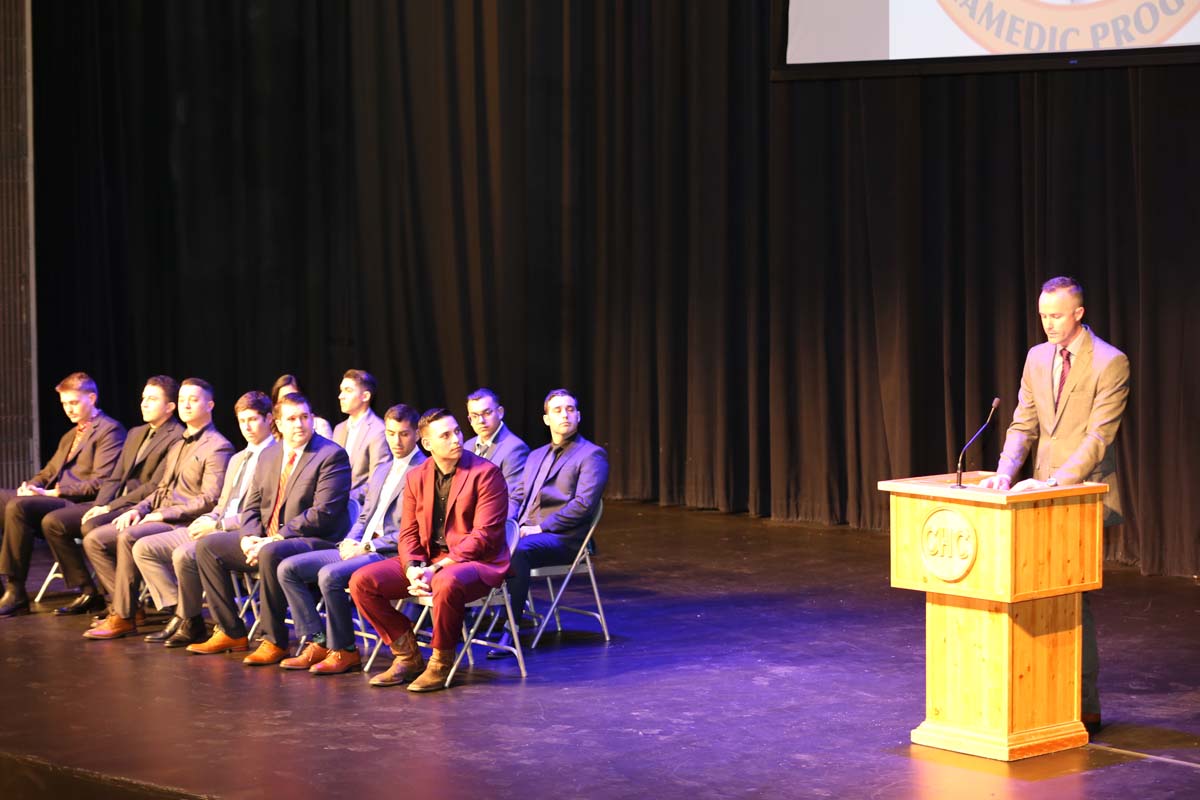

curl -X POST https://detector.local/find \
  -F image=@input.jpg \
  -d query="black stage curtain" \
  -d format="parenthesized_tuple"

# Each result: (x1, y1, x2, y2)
(32, 2, 1198, 575)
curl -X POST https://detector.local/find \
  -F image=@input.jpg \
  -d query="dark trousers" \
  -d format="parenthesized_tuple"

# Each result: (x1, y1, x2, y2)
(349, 557, 494, 650)
(42, 503, 122, 590)
(195, 532, 336, 645)
(505, 532, 583, 625)
(0, 490, 74, 584)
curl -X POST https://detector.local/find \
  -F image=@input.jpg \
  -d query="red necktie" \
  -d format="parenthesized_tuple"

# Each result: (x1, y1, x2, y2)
(267, 451, 298, 536)
(1055, 348, 1071, 410)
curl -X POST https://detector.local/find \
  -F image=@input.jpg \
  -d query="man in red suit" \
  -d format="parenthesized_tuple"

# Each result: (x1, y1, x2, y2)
(349, 407, 509, 692)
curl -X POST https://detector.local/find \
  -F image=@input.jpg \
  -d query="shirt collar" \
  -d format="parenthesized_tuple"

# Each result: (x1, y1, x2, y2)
(246, 437, 274, 458)
(182, 423, 211, 444)
(478, 421, 505, 449)
(390, 449, 418, 475)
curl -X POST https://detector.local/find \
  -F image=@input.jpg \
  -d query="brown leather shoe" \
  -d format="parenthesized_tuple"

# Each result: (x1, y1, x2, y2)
(88, 608, 146, 629)
(82, 614, 137, 639)
(280, 641, 329, 670)
(187, 628, 250, 655)
(310, 648, 362, 675)
(243, 639, 290, 666)
(407, 648, 455, 692)
(369, 631, 426, 686)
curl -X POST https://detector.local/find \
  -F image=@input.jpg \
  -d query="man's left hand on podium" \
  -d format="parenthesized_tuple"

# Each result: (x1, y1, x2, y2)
(1011, 478, 1057, 492)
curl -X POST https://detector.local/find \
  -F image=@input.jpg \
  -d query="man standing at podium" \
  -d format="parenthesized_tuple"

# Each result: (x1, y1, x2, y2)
(978, 275, 1130, 736)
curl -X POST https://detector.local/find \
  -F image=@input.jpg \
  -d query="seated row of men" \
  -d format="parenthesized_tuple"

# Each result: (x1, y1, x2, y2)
(0, 371, 607, 692)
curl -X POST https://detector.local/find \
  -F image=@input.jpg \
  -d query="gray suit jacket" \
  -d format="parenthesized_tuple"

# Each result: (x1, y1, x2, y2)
(198, 439, 278, 531)
(997, 325, 1130, 524)
(134, 425, 235, 524)
(100, 419, 185, 510)
(344, 450, 427, 553)
(464, 424, 530, 496)
(509, 434, 608, 541)
(333, 408, 391, 501)
(239, 433, 350, 541)
(29, 412, 126, 501)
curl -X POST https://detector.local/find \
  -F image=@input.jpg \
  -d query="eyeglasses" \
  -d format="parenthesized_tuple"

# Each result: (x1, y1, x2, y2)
(467, 409, 497, 423)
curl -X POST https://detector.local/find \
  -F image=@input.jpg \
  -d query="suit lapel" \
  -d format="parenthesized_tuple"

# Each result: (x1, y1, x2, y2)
(444, 457, 471, 519)
(281, 445, 316, 507)
(1050, 329, 1092, 431)
(421, 461, 436, 550)
(68, 418, 102, 466)
(545, 439, 580, 483)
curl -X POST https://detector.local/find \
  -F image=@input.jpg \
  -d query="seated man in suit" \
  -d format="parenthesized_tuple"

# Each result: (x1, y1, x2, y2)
(83, 378, 234, 639)
(189, 391, 350, 664)
(277, 403, 426, 674)
(349, 408, 509, 692)
(463, 387, 529, 497)
(0, 372, 126, 617)
(334, 369, 390, 502)
(490, 388, 608, 657)
(131, 391, 277, 646)
(43, 375, 184, 616)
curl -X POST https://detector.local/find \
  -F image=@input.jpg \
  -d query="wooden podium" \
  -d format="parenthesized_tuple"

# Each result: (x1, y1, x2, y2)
(878, 471, 1107, 761)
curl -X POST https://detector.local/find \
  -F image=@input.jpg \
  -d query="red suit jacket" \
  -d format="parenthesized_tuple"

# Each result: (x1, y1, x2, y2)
(398, 451, 509, 588)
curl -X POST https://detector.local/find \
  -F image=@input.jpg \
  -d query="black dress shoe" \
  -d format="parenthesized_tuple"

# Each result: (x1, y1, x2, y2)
(0, 586, 30, 617)
(1082, 713, 1103, 736)
(144, 616, 183, 643)
(164, 616, 208, 648)
(54, 592, 107, 616)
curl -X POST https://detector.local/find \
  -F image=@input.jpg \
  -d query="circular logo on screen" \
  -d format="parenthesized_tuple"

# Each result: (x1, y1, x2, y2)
(920, 509, 978, 583)
(937, 0, 1200, 55)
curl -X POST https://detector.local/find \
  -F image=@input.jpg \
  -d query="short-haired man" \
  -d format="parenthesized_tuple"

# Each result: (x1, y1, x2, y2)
(464, 388, 529, 497)
(349, 408, 509, 691)
(277, 404, 426, 674)
(189, 391, 351, 664)
(43, 375, 184, 616)
(82, 378, 234, 639)
(0, 372, 126, 617)
(978, 276, 1129, 735)
(334, 369, 391, 502)
(491, 388, 608, 657)
(131, 391, 277, 647)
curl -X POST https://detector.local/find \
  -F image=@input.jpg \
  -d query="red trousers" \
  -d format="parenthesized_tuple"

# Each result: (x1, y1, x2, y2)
(348, 557, 495, 650)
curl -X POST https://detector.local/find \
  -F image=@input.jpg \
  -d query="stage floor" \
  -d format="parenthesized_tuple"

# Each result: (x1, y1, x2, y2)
(1, 501, 1197, 799)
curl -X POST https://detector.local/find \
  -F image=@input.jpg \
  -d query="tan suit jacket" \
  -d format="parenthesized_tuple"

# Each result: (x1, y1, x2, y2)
(997, 325, 1129, 523)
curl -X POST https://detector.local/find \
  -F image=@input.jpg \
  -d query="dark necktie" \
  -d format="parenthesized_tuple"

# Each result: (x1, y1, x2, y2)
(1056, 348, 1072, 410)
(521, 446, 563, 525)
(133, 427, 156, 464)
(267, 451, 298, 536)
(475, 440, 489, 457)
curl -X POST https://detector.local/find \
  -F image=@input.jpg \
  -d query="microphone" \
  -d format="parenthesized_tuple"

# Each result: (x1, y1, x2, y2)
(953, 397, 1000, 488)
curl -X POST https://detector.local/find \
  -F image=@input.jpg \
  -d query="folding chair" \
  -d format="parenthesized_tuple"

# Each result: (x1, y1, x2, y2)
(527, 501, 609, 649)
(34, 560, 68, 603)
(365, 519, 527, 687)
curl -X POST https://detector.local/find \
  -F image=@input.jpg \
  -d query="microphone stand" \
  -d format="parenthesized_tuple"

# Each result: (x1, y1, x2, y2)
(953, 398, 1000, 489)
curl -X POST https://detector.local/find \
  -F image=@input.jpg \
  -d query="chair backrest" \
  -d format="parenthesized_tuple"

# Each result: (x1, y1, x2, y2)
(585, 501, 603, 539)
(578, 500, 603, 553)
(504, 518, 520, 554)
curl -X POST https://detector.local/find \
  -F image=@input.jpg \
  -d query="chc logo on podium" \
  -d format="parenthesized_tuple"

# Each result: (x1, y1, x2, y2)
(921, 509, 978, 582)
